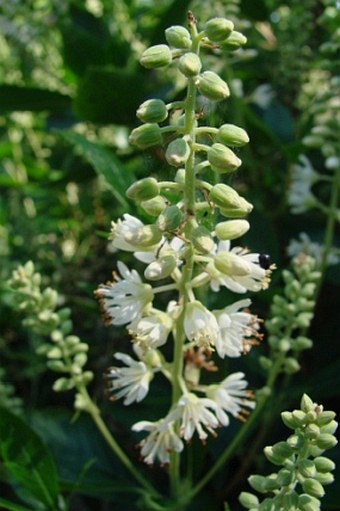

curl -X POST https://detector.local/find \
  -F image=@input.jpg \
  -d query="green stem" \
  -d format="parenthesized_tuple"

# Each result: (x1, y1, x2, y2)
(79, 386, 160, 499)
(169, 21, 201, 503)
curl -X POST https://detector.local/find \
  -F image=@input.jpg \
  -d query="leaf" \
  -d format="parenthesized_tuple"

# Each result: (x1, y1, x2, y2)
(0, 85, 71, 113)
(0, 498, 35, 511)
(0, 408, 60, 510)
(74, 66, 148, 125)
(60, 131, 131, 208)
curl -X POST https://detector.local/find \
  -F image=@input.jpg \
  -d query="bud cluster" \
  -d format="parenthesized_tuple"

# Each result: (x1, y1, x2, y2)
(239, 394, 338, 511)
(259, 255, 320, 376)
(8, 261, 93, 406)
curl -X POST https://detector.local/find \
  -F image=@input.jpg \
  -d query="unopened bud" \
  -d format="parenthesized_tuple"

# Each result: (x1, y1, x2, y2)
(140, 44, 172, 69)
(238, 492, 259, 509)
(196, 71, 230, 101)
(217, 124, 249, 146)
(205, 17, 234, 42)
(222, 30, 247, 50)
(316, 433, 338, 450)
(166, 138, 191, 167)
(298, 459, 317, 478)
(141, 196, 167, 216)
(126, 177, 159, 202)
(129, 123, 162, 149)
(283, 357, 300, 374)
(144, 255, 177, 280)
(131, 225, 162, 247)
(137, 99, 168, 123)
(314, 456, 335, 473)
(178, 52, 202, 77)
(220, 203, 253, 218)
(165, 25, 191, 49)
(209, 183, 253, 211)
(192, 226, 214, 254)
(302, 479, 325, 499)
(208, 143, 242, 173)
(214, 251, 251, 276)
(298, 494, 321, 511)
(157, 205, 182, 231)
(215, 219, 250, 240)
(175, 168, 186, 184)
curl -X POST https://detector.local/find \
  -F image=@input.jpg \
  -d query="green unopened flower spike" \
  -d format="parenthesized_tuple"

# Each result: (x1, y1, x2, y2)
(208, 143, 242, 173)
(217, 124, 250, 146)
(178, 52, 202, 77)
(126, 177, 159, 202)
(129, 123, 163, 149)
(165, 25, 192, 49)
(209, 183, 253, 212)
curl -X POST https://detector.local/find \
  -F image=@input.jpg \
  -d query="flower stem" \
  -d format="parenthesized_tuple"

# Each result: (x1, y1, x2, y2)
(169, 20, 200, 503)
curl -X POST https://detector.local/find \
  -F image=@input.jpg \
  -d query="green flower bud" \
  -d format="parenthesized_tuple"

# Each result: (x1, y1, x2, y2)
(196, 71, 230, 101)
(316, 411, 336, 427)
(301, 394, 315, 413)
(298, 459, 317, 478)
(165, 138, 191, 167)
(137, 99, 168, 123)
(248, 474, 279, 493)
(215, 219, 250, 240)
(292, 336, 313, 351)
(205, 17, 234, 42)
(283, 357, 300, 374)
(192, 226, 214, 254)
(286, 433, 305, 450)
(302, 479, 325, 499)
(165, 25, 191, 49)
(315, 472, 334, 485)
(129, 123, 162, 149)
(175, 168, 186, 184)
(126, 177, 160, 202)
(214, 251, 251, 276)
(157, 205, 182, 231)
(141, 196, 167, 216)
(316, 433, 338, 450)
(291, 410, 307, 426)
(178, 52, 202, 77)
(271, 441, 294, 461)
(298, 493, 321, 511)
(132, 225, 162, 247)
(47, 360, 67, 372)
(144, 255, 177, 280)
(219, 203, 253, 218)
(140, 44, 172, 69)
(209, 183, 253, 212)
(208, 143, 242, 173)
(222, 30, 247, 50)
(276, 468, 294, 486)
(238, 492, 259, 509)
(314, 456, 335, 473)
(53, 377, 74, 392)
(217, 124, 250, 146)
(259, 356, 273, 370)
(320, 419, 337, 435)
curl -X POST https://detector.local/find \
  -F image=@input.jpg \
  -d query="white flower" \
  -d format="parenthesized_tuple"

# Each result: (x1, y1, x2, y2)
(287, 232, 340, 266)
(213, 299, 262, 358)
(134, 236, 184, 265)
(288, 156, 318, 214)
(206, 372, 255, 426)
(132, 417, 183, 465)
(209, 241, 270, 294)
(184, 300, 220, 349)
(128, 310, 173, 350)
(95, 261, 154, 325)
(106, 351, 154, 405)
(170, 393, 219, 442)
(110, 214, 145, 252)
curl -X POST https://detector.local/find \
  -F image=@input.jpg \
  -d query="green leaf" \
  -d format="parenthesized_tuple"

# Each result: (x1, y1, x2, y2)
(0, 408, 60, 510)
(0, 498, 35, 511)
(74, 66, 148, 125)
(0, 85, 71, 113)
(60, 131, 131, 208)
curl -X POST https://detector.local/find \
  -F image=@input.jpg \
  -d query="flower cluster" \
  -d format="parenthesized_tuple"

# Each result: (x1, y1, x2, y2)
(240, 394, 338, 510)
(95, 13, 274, 466)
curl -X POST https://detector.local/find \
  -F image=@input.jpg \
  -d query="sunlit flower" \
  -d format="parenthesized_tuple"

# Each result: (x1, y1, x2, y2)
(128, 309, 173, 350)
(213, 299, 262, 358)
(206, 372, 255, 426)
(170, 392, 219, 442)
(132, 416, 183, 465)
(288, 155, 319, 214)
(95, 261, 154, 325)
(184, 300, 220, 349)
(106, 351, 154, 405)
(208, 241, 270, 294)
